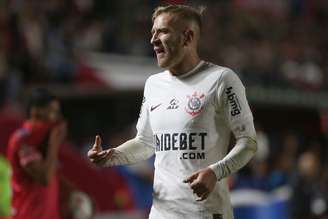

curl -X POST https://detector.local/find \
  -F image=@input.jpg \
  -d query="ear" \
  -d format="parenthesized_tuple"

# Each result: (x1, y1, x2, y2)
(183, 29, 194, 46)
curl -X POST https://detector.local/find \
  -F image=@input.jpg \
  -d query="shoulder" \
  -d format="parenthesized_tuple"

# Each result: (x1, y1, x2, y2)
(7, 128, 31, 157)
(145, 71, 168, 84)
(8, 128, 30, 148)
(143, 70, 168, 92)
(208, 64, 243, 87)
(196, 62, 231, 81)
(199, 62, 242, 87)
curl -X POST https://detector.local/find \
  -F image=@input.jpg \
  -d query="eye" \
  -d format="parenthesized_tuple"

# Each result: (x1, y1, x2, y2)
(160, 28, 169, 34)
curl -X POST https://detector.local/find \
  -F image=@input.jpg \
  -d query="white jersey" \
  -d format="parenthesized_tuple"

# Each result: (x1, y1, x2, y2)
(136, 61, 255, 219)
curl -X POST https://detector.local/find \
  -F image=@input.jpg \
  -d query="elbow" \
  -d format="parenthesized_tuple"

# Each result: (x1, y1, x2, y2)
(252, 140, 258, 154)
(244, 137, 258, 154)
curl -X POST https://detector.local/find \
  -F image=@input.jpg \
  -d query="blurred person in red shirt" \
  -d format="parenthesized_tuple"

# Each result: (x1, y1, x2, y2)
(7, 88, 66, 219)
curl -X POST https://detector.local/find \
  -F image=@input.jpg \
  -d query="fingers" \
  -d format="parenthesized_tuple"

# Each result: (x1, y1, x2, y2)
(95, 135, 102, 147)
(88, 149, 114, 166)
(184, 171, 211, 201)
(92, 135, 102, 151)
(49, 123, 67, 147)
(87, 150, 102, 159)
(190, 180, 202, 190)
(93, 149, 112, 163)
(196, 191, 210, 202)
(95, 149, 115, 166)
(88, 149, 107, 160)
(183, 172, 198, 184)
(50, 122, 67, 140)
(190, 181, 207, 195)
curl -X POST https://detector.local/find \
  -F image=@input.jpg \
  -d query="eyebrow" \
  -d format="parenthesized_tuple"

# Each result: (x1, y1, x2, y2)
(151, 27, 169, 34)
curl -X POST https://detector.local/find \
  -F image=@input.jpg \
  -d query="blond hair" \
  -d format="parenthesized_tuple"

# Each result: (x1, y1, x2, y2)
(152, 4, 205, 31)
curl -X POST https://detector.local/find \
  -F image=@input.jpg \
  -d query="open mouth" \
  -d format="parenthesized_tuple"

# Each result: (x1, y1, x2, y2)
(154, 47, 165, 56)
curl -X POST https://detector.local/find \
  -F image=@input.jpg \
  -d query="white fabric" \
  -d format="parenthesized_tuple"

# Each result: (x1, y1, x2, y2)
(105, 137, 154, 166)
(149, 205, 224, 219)
(110, 61, 256, 219)
(209, 137, 257, 181)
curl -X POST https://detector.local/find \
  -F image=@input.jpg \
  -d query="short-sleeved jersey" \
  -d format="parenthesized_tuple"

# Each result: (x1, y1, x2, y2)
(6, 121, 60, 219)
(136, 61, 255, 218)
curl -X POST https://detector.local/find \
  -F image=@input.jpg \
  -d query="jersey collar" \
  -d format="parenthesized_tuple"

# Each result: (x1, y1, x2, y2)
(169, 60, 205, 79)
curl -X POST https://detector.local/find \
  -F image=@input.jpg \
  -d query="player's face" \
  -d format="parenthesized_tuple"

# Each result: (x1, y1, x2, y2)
(31, 100, 62, 124)
(150, 13, 185, 69)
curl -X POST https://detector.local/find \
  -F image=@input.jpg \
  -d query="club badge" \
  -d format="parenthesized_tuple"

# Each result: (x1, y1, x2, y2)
(185, 92, 205, 116)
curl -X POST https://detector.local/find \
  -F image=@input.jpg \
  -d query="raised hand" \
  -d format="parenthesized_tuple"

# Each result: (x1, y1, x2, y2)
(87, 135, 114, 166)
(49, 121, 67, 148)
(183, 167, 217, 201)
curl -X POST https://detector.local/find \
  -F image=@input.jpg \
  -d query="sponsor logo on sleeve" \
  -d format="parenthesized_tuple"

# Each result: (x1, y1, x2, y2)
(225, 86, 241, 116)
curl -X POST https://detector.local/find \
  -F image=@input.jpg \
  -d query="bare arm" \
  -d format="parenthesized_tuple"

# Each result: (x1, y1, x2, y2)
(21, 123, 66, 185)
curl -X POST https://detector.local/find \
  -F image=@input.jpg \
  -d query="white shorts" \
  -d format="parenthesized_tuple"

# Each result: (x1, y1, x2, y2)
(148, 205, 226, 219)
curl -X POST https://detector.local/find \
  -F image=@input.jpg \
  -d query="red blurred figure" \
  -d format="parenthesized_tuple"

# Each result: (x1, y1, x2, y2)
(7, 88, 65, 219)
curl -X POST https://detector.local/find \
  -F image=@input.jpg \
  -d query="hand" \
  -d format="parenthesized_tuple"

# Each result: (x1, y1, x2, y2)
(49, 122, 67, 148)
(183, 167, 217, 201)
(87, 135, 114, 166)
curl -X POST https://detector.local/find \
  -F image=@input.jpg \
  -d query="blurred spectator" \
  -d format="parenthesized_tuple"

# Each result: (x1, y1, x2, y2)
(233, 125, 271, 191)
(290, 151, 328, 219)
(6, 88, 65, 219)
(0, 155, 11, 219)
(268, 133, 300, 189)
(0, 0, 327, 90)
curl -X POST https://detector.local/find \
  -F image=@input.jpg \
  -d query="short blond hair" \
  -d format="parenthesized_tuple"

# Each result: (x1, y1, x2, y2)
(152, 4, 204, 31)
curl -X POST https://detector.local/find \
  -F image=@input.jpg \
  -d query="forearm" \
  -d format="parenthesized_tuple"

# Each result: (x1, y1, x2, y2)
(44, 144, 59, 182)
(105, 137, 154, 166)
(209, 137, 257, 181)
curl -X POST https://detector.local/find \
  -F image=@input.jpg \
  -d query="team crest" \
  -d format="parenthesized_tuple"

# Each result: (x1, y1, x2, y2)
(185, 92, 205, 116)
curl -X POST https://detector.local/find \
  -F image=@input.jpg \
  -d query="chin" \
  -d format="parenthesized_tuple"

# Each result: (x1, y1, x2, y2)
(157, 58, 172, 69)
(157, 61, 168, 68)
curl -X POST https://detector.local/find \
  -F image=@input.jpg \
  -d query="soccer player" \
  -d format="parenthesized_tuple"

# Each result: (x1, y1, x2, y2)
(88, 5, 257, 219)
(7, 88, 66, 219)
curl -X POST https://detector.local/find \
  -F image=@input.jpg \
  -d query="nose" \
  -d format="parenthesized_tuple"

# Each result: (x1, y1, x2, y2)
(150, 32, 159, 45)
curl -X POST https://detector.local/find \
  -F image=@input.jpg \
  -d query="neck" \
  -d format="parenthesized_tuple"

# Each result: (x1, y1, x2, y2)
(28, 116, 47, 124)
(169, 52, 200, 76)
(28, 118, 41, 124)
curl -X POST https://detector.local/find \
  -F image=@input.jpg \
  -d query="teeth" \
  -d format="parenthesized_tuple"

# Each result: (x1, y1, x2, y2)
(154, 48, 164, 54)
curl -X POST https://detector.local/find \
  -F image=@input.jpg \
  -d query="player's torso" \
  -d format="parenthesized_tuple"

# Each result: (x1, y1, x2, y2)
(147, 62, 231, 175)
(9, 126, 60, 219)
(146, 62, 233, 216)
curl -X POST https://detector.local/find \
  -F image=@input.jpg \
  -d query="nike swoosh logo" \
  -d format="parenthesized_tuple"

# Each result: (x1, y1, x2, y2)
(151, 103, 162, 112)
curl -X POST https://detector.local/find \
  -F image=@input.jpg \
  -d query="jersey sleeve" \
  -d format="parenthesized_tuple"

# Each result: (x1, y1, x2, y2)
(135, 79, 154, 147)
(217, 69, 256, 140)
(18, 144, 42, 167)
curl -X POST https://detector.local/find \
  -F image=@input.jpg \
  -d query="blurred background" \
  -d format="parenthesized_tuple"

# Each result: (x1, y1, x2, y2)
(0, 0, 328, 218)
